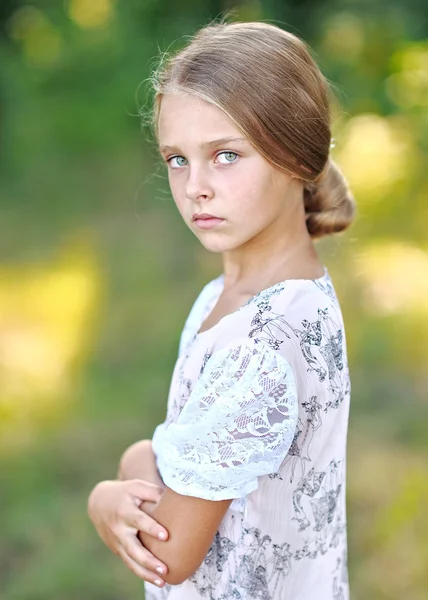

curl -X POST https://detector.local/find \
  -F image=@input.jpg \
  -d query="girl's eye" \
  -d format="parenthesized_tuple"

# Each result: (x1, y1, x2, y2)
(166, 152, 238, 168)
(217, 151, 238, 164)
(167, 156, 188, 168)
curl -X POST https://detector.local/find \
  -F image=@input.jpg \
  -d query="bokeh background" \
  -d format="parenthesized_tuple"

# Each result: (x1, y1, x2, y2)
(0, 1, 427, 598)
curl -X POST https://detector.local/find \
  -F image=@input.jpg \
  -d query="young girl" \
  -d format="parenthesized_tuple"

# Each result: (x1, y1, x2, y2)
(88, 20, 355, 600)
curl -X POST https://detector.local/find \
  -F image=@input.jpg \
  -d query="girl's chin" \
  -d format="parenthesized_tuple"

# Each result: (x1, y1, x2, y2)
(197, 237, 243, 254)
(198, 241, 228, 253)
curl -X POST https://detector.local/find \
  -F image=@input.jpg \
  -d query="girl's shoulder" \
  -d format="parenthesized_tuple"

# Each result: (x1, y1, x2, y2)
(247, 267, 338, 310)
(227, 267, 340, 324)
(211, 268, 344, 357)
(179, 269, 343, 359)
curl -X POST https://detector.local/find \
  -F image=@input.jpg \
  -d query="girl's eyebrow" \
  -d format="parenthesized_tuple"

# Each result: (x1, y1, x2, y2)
(159, 137, 248, 154)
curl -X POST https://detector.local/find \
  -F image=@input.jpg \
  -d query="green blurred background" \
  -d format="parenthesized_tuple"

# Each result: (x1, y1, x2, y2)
(0, 1, 427, 598)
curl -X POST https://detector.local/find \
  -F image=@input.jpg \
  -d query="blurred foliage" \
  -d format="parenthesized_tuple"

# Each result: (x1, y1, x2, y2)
(0, 1, 427, 599)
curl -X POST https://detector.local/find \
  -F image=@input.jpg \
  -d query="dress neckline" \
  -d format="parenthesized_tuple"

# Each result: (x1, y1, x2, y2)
(194, 266, 330, 339)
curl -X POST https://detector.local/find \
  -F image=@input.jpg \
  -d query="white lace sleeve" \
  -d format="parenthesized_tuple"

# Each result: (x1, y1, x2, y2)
(152, 338, 299, 501)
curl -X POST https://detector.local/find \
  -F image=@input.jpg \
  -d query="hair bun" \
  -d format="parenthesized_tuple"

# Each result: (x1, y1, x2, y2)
(304, 159, 356, 239)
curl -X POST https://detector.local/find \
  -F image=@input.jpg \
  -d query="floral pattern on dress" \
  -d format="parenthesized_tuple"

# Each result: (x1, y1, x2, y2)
(146, 269, 350, 600)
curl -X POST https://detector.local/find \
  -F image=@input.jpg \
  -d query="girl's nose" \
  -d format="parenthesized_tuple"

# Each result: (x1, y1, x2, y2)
(184, 166, 214, 202)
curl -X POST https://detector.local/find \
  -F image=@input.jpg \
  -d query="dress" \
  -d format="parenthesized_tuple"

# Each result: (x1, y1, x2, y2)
(145, 268, 350, 600)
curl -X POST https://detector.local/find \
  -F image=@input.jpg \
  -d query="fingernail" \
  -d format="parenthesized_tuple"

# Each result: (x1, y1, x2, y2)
(154, 579, 163, 587)
(156, 566, 164, 575)
(158, 531, 166, 541)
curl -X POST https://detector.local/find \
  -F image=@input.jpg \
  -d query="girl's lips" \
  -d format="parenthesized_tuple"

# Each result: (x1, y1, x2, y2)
(194, 217, 225, 230)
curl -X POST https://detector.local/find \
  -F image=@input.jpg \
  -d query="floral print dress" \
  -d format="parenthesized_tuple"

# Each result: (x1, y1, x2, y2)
(145, 268, 350, 600)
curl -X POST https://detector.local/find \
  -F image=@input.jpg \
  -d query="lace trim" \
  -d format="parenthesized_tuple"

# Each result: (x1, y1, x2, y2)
(152, 339, 299, 500)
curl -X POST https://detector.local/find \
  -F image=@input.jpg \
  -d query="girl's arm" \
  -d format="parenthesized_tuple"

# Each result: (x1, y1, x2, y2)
(138, 339, 299, 586)
(118, 439, 165, 491)
(117, 440, 234, 585)
(139, 488, 232, 585)
(125, 441, 232, 585)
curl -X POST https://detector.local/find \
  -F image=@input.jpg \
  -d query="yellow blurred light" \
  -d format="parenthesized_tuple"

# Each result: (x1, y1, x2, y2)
(399, 44, 428, 73)
(375, 467, 428, 543)
(321, 13, 364, 60)
(348, 440, 428, 596)
(7, 6, 62, 67)
(355, 242, 428, 315)
(386, 44, 428, 109)
(7, 5, 40, 39)
(336, 114, 414, 200)
(0, 244, 100, 419)
(68, 0, 115, 29)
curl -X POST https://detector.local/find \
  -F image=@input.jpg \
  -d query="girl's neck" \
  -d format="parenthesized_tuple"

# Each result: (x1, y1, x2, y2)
(221, 234, 323, 294)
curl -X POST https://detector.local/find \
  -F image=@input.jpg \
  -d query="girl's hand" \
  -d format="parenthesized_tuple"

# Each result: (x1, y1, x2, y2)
(87, 478, 169, 587)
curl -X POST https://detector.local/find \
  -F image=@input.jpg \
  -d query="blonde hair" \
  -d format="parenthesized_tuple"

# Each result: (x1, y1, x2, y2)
(149, 20, 356, 239)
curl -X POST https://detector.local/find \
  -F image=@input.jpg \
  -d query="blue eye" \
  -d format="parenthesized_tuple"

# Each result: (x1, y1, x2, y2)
(166, 151, 238, 168)
(167, 156, 188, 168)
(217, 151, 238, 164)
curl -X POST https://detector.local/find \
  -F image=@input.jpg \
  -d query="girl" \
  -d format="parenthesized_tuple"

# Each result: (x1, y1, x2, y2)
(88, 20, 355, 600)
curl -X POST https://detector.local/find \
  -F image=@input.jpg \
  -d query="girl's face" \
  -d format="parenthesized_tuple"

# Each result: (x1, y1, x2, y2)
(158, 93, 300, 254)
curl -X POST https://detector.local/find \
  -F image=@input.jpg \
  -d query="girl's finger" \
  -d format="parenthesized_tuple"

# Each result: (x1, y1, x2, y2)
(127, 479, 165, 504)
(121, 531, 168, 577)
(129, 509, 169, 541)
(117, 543, 166, 587)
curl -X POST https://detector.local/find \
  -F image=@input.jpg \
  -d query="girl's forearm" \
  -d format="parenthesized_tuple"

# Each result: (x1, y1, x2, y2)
(117, 439, 165, 490)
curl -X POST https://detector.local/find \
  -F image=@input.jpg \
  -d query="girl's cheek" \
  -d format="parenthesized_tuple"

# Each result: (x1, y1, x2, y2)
(168, 172, 181, 192)
(168, 180, 180, 204)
